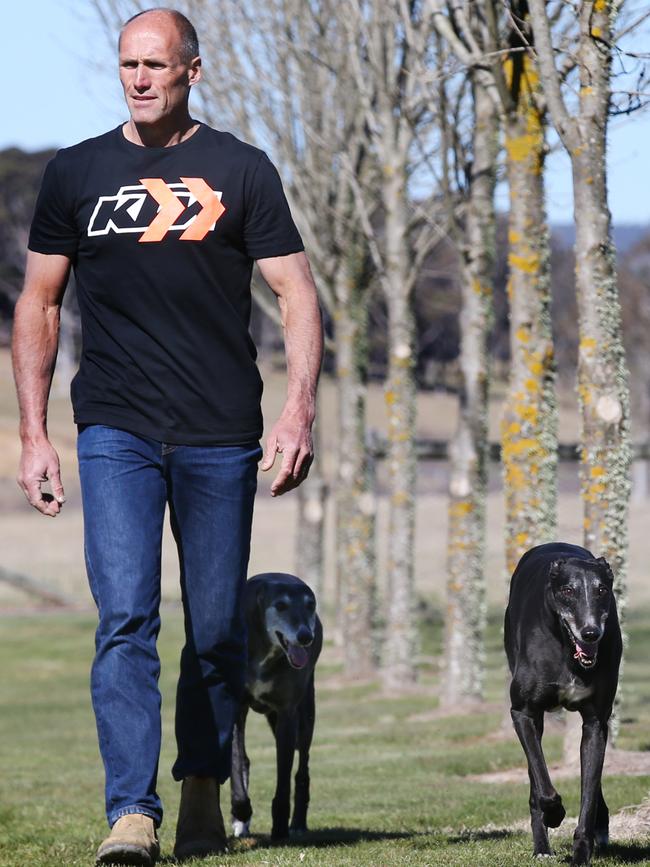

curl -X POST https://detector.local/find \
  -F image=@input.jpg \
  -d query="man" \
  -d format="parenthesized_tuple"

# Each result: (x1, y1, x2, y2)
(12, 8, 322, 865)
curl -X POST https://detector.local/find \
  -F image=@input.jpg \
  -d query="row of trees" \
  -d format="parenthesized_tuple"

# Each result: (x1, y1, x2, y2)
(76, 1, 650, 699)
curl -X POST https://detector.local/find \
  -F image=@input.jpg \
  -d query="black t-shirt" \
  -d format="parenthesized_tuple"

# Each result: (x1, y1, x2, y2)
(28, 124, 304, 445)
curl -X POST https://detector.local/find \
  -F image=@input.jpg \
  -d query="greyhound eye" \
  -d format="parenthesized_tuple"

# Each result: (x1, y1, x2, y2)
(559, 586, 575, 598)
(597, 584, 609, 596)
(274, 600, 288, 612)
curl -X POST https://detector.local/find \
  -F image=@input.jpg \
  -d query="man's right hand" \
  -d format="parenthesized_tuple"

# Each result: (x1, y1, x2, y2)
(17, 439, 66, 517)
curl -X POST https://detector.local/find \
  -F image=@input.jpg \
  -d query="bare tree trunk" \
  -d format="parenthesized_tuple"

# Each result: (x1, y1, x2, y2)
(380, 161, 418, 691)
(51, 294, 78, 398)
(572, 22, 631, 607)
(295, 419, 327, 601)
(528, 0, 631, 752)
(334, 253, 378, 678)
(442, 80, 499, 707)
(500, 44, 557, 580)
(338, 0, 438, 690)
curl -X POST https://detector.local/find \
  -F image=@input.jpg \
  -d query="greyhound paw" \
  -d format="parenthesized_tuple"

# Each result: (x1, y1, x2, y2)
(289, 826, 307, 838)
(594, 828, 609, 849)
(571, 833, 593, 865)
(540, 795, 566, 828)
(232, 819, 251, 838)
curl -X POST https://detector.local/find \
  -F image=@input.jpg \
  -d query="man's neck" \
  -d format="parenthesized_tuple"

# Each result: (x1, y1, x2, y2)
(123, 115, 200, 148)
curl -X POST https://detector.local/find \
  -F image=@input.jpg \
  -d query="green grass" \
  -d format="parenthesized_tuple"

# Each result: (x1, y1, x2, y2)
(1, 611, 650, 866)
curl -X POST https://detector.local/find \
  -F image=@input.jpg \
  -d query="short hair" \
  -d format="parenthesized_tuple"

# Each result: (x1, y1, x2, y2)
(120, 8, 199, 63)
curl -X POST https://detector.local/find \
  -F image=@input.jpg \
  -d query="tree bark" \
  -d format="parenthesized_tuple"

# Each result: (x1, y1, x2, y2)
(338, 0, 435, 691)
(528, 0, 631, 753)
(295, 420, 327, 602)
(334, 250, 378, 678)
(441, 79, 499, 707)
(500, 38, 558, 580)
(572, 2, 631, 606)
(376, 145, 419, 690)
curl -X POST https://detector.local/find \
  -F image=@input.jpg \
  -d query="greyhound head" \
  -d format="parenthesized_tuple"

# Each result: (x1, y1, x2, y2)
(259, 584, 318, 670)
(549, 556, 614, 670)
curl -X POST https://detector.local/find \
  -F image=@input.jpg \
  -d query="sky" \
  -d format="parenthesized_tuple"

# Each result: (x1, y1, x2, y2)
(4, 0, 650, 227)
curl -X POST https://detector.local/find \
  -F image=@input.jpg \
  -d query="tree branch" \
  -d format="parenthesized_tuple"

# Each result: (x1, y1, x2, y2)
(528, 0, 579, 150)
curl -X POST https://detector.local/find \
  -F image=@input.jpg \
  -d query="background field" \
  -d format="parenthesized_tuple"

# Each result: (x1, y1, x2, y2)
(2, 346, 650, 865)
(1, 612, 650, 866)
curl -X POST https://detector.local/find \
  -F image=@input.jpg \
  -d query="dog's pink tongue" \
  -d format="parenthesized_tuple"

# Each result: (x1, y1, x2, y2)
(287, 644, 309, 669)
(576, 640, 595, 657)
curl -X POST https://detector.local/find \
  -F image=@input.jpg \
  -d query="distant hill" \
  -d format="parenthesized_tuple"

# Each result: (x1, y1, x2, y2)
(552, 223, 649, 253)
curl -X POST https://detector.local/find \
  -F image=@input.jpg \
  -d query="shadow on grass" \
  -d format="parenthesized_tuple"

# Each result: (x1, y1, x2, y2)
(549, 841, 650, 866)
(446, 827, 520, 844)
(595, 842, 650, 864)
(229, 827, 415, 851)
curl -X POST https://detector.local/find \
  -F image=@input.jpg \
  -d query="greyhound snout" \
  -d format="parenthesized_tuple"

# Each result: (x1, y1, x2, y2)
(296, 625, 313, 647)
(580, 625, 602, 644)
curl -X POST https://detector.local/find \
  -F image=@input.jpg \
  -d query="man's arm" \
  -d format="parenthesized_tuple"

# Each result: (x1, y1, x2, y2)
(256, 251, 323, 497)
(12, 251, 71, 516)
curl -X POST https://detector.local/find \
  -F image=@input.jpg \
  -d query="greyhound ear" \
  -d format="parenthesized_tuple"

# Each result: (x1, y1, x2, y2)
(256, 583, 267, 613)
(595, 557, 615, 587)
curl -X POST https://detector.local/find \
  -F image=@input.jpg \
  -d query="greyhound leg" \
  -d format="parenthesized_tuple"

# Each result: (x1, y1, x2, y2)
(230, 706, 253, 837)
(526, 715, 552, 857)
(594, 785, 609, 850)
(271, 712, 297, 839)
(290, 675, 315, 834)
(572, 716, 608, 866)
(511, 708, 565, 855)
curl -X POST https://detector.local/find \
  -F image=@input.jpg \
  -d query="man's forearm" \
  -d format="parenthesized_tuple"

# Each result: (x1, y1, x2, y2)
(279, 285, 323, 420)
(12, 292, 61, 443)
(256, 251, 323, 495)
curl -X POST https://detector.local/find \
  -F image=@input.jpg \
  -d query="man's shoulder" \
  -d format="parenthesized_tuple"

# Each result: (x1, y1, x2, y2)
(199, 125, 266, 164)
(51, 127, 121, 167)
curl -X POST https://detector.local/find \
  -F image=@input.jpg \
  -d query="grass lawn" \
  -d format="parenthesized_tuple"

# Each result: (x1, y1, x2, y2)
(1, 610, 650, 866)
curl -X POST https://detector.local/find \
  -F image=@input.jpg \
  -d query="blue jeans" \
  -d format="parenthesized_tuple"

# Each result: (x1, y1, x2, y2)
(77, 425, 261, 828)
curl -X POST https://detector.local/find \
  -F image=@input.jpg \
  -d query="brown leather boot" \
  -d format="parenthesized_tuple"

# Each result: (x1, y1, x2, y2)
(173, 776, 228, 861)
(96, 813, 160, 865)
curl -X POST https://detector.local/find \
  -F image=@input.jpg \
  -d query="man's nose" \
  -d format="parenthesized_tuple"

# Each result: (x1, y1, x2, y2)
(134, 65, 150, 89)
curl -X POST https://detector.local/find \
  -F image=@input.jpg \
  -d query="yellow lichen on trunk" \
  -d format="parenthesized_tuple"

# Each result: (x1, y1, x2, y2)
(501, 39, 557, 578)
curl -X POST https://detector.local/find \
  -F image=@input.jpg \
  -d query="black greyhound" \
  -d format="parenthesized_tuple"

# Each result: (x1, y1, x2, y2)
(230, 572, 323, 840)
(504, 542, 622, 866)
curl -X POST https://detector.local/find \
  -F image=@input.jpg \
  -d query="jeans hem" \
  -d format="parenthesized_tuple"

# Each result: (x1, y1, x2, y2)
(109, 806, 162, 829)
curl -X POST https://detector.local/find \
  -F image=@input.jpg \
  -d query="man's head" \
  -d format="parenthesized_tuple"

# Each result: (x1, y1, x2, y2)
(118, 8, 201, 132)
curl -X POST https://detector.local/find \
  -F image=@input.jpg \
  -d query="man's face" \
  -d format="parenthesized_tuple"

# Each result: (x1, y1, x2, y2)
(119, 14, 200, 128)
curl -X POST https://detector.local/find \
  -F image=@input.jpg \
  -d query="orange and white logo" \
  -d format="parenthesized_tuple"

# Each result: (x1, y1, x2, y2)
(87, 178, 225, 242)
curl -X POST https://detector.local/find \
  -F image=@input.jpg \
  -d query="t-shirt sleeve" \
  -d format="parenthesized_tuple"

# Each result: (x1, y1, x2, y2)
(243, 153, 304, 260)
(28, 156, 79, 257)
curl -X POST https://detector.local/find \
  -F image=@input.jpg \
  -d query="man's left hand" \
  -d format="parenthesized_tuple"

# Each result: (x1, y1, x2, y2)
(261, 410, 314, 497)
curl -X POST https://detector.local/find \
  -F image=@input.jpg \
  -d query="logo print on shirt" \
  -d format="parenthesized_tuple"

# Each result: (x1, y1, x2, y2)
(87, 178, 225, 241)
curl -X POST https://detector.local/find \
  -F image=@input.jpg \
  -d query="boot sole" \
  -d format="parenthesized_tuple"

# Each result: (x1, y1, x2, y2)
(96, 841, 158, 866)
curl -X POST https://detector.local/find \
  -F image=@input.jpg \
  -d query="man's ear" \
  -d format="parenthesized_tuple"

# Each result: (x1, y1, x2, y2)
(188, 56, 201, 86)
(595, 557, 615, 587)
